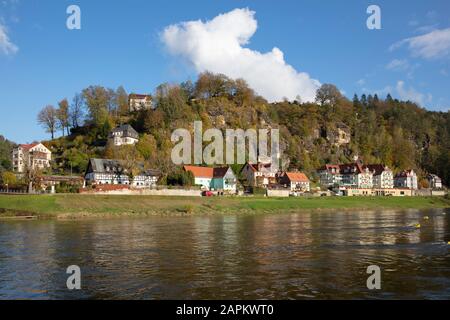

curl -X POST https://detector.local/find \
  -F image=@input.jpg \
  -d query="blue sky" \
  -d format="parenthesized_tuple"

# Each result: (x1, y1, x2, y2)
(1, 0, 449, 143)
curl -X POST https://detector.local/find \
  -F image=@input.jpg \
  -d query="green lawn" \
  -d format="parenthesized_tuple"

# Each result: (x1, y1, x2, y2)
(0, 194, 449, 219)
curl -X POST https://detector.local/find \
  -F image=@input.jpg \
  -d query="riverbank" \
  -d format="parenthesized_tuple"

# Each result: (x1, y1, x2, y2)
(0, 194, 449, 219)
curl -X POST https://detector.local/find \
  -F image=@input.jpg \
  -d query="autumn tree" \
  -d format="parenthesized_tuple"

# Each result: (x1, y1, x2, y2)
(136, 134, 158, 164)
(37, 105, 58, 139)
(315, 84, 342, 107)
(1, 171, 16, 190)
(116, 86, 129, 116)
(57, 99, 70, 136)
(114, 145, 144, 181)
(70, 93, 85, 128)
(82, 86, 112, 127)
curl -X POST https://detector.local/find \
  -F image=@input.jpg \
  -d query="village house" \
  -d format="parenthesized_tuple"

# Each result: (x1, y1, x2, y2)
(318, 164, 342, 186)
(427, 174, 443, 190)
(278, 172, 311, 192)
(85, 158, 160, 188)
(109, 124, 139, 146)
(363, 164, 394, 189)
(183, 165, 237, 193)
(128, 93, 152, 112)
(394, 170, 418, 190)
(12, 143, 52, 173)
(241, 161, 278, 188)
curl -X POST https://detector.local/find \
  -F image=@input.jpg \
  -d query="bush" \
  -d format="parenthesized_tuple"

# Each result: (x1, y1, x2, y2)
(55, 182, 82, 193)
(167, 169, 195, 187)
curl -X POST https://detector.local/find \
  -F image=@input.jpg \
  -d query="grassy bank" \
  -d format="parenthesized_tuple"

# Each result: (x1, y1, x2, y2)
(0, 194, 449, 219)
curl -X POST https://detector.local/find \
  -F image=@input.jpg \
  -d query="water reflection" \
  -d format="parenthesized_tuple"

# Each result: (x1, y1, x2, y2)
(0, 208, 449, 299)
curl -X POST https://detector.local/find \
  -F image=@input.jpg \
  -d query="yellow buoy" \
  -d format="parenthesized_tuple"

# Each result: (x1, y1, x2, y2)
(415, 224, 421, 229)
(424, 216, 429, 220)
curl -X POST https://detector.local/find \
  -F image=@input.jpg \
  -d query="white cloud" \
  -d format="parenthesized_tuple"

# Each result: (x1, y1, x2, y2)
(391, 28, 450, 59)
(386, 59, 419, 78)
(161, 8, 321, 102)
(396, 80, 432, 106)
(0, 22, 18, 55)
(386, 59, 410, 71)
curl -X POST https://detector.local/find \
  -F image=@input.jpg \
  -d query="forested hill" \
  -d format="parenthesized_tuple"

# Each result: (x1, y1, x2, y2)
(18, 72, 450, 186)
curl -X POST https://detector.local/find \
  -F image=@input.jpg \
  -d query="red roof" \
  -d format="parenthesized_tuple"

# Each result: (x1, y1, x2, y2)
(363, 164, 390, 176)
(285, 172, 310, 183)
(129, 94, 151, 99)
(244, 162, 273, 172)
(395, 170, 416, 178)
(20, 143, 39, 151)
(184, 166, 231, 179)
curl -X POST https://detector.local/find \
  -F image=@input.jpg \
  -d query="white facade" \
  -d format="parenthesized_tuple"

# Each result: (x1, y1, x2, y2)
(241, 162, 277, 187)
(129, 94, 152, 112)
(428, 174, 443, 189)
(395, 170, 418, 190)
(356, 169, 374, 189)
(12, 143, 51, 173)
(85, 159, 159, 188)
(373, 170, 394, 189)
(109, 125, 139, 146)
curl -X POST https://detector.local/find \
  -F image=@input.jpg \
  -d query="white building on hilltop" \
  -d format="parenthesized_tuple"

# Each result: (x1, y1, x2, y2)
(12, 143, 52, 173)
(128, 94, 152, 112)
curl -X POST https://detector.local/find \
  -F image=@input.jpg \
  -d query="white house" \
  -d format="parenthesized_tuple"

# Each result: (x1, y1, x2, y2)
(278, 172, 311, 192)
(241, 161, 278, 188)
(183, 166, 237, 192)
(109, 125, 139, 146)
(363, 164, 394, 189)
(428, 174, 443, 190)
(128, 94, 152, 112)
(394, 170, 418, 190)
(85, 158, 159, 188)
(12, 143, 52, 173)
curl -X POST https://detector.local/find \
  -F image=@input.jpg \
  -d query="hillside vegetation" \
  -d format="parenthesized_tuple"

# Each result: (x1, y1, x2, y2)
(2, 72, 450, 186)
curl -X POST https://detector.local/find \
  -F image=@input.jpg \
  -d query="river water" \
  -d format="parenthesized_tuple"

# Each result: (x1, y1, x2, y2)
(0, 209, 449, 300)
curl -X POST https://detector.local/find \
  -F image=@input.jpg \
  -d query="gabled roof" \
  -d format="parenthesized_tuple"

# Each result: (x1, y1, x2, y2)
(363, 164, 391, 176)
(184, 166, 233, 179)
(20, 143, 39, 151)
(110, 124, 139, 139)
(129, 93, 151, 100)
(184, 166, 214, 178)
(243, 162, 275, 173)
(87, 158, 159, 177)
(320, 162, 379, 175)
(19, 143, 51, 153)
(395, 170, 416, 178)
(285, 172, 310, 183)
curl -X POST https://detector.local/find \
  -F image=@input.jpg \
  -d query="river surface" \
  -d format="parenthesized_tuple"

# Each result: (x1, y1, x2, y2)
(0, 209, 450, 300)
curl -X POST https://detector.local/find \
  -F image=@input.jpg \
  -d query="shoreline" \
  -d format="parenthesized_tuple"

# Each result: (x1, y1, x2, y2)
(0, 194, 449, 220)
